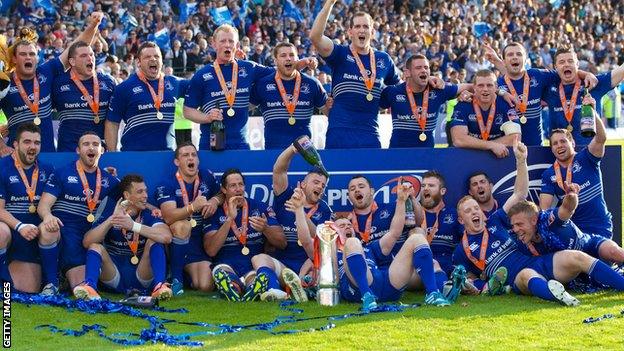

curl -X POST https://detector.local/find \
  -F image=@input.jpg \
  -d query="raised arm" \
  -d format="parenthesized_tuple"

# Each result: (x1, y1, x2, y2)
(60, 12, 104, 68)
(557, 183, 580, 222)
(273, 145, 297, 196)
(285, 188, 315, 259)
(587, 95, 606, 158)
(310, 0, 337, 58)
(503, 137, 528, 213)
(379, 180, 410, 255)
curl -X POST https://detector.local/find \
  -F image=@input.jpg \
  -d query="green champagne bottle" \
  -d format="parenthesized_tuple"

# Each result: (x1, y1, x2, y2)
(293, 135, 329, 178)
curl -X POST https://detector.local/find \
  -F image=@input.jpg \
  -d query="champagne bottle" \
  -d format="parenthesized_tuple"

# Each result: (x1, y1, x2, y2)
(404, 196, 416, 228)
(580, 90, 596, 138)
(210, 102, 226, 151)
(119, 296, 158, 308)
(293, 135, 329, 177)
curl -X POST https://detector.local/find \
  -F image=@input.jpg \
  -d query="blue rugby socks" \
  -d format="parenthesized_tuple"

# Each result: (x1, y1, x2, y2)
(39, 241, 59, 286)
(435, 271, 447, 292)
(413, 246, 438, 294)
(527, 277, 557, 301)
(170, 236, 189, 283)
(588, 259, 624, 290)
(346, 253, 372, 296)
(84, 249, 102, 287)
(257, 266, 280, 290)
(150, 243, 167, 284)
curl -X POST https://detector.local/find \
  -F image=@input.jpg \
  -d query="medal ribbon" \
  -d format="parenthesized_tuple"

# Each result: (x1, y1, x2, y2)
(461, 228, 489, 271)
(13, 72, 39, 116)
(420, 201, 444, 244)
(70, 69, 100, 118)
(349, 45, 376, 95)
(214, 61, 239, 110)
(406, 84, 429, 133)
(11, 153, 38, 205)
(223, 199, 248, 246)
(122, 212, 143, 258)
(75, 160, 102, 214)
(175, 172, 199, 205)
(136, 71, 164, 112)
(275, 71, 301, 117)
(305, 203, 319, 220)
(350, 201, 378, 243)
(553, 155, 574, 192)
(503, 72, 530, 114)
(526, 241, 540, 256)
(558, 79, 580, 126)
(472, 98, 497, 140)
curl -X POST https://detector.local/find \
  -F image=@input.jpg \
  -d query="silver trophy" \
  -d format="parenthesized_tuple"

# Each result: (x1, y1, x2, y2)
(316, 222, 339, 306)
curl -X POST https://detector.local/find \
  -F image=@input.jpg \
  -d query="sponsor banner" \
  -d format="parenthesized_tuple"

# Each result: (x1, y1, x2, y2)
(37, 146, 622, 243)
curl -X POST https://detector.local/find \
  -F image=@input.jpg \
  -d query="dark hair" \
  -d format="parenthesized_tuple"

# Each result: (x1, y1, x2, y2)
(175, 141, 196, 159)
(549, 128, 574, 142)
(15, 122, 41, 142)
(422, 170, 446, 189)
(553, 45, 575, 63)
(120, 174, 144, 193)
(306, 168, 328, 181)
(67, 40, 90, 59)
(272, 42, 296, 57)
(349, 174, 373, 188)
(501, 42, 525, 59)
(467, 171, 492, 189)
(405, 54, 428, 70)
(78, 130, 100, 143)
(221, 168, 244, 188)
(137, 41, 162, 58)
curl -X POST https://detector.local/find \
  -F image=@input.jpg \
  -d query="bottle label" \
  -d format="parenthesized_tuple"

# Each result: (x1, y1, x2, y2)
(580, 116, 595, 130)
(210, 133, 216, 147)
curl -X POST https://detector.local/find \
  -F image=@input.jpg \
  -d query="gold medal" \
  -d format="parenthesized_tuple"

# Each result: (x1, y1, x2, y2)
(28, 204, 36, 213)
(190, 218, 197, 228)
(519, 115, 527, 124)
(130, 255, 139, 265)
(567, 124, 573, 132)
(86, 213, 95, 223)
(366, 93, 373, 101)
(419, 133, 427, 142)
(241, 246, 250, 256)
(288, 116, 296, 125)
(297, 240, 302, 247)
(94, 115, 100, 124)
(227, 108, 235, 117)
(33, 117, 41, 125)
(156, 111, 163, 120)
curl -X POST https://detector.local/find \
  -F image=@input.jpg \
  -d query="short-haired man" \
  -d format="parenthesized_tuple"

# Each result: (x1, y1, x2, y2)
(466, 171, 499, 219)
(73, 174, 173, 300)
(0, 123, 54, 292)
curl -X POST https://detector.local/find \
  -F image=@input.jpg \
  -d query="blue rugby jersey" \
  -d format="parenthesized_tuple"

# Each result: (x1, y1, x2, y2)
(0, 156, 53, 224)
(322, 44, 400, 148)
(154, 169, 219, 238)
(271, 187, 332, 267)
(203, 198, 279, 276)
(250, 72, 327, 149)
(449, 98, 520, 141)
(184, 59, 274, 150)
(52, 72, 116, 151)
(543, 72, 612, 145)
(453, 209, 533, 282)
(380, 82, 458, 147)
(107, 74, 188, 151)
(1, 58, 65, 152)
(423, 206, 462, 259)
(540, 148, 612, 238)
(497, 69, 559, 146)
(43, 162, 120, 234)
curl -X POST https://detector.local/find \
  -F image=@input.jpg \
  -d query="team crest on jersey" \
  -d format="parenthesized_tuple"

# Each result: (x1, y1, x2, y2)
(379, 209, 390, 219)
(266, 83, 276, 91)
(67, 176, 79, 184)
(101, 178, 110, 188)
(8, 176, 19, 184)
(443, 214, 454, 224)
(133, 86, 144, 94)
(572, 161, 581, 173)
(311, 212, 322, 220)
(491, 240, 500, 249)
(376, 60, 386, 69)
(60, 84, 71, 92)
(251, 209, 261, 217)
(428, 91, 437, 99)
(165, 81, 174, 91)
(100, 83, 113, 92)
(396, 94, 406, 102)
(39, 171, 47, 182)
(38, 75, 47, 84)
(239, 67, 248, 78)
(300, 83, 310, 94)
(202, 72, 214, 81)
(495, 116, 503, 124)
(530, 77, 539, 87)
(488, 225, 497, 233)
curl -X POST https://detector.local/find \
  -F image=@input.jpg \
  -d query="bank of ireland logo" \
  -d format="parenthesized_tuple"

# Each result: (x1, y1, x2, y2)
(492, 164, 551, 203)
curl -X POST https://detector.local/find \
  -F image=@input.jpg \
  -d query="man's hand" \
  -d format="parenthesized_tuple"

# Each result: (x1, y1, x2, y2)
(501, 91, 517, 107)
(88, 12, 104, 28)
(110, 212, 134, 231)
(104, 166, 117, 177)
(285, 187, 306, 212)
(583, 73, 598, 91)
(581, 93, 596, 109)
(428, 76, 444, 89)
(0, 144, 13, 157)
(482, 43, 502, 65)
(206, 108, 223, 123)
(565, 181, 580, 196)
(489, 142, 509, 158)
(226, 196, 243, 220)
(18, 223, 39, 241)
(297, 57, 318, 71)
(458, 90, 474, 102)
(0, 124, 7, 138)
(249, 213, 268, 232)
(202, 197, 219, 218)
(512, 135, 527, 162)
(192, 194, 209, 213)
(396, 178, 414, 202)
(42, 214, 63, 232)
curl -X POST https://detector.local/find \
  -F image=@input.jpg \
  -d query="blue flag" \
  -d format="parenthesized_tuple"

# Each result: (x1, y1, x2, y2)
(472, 22, 492, 38)
(210, 6, 233, 26)
(35, 0, 56, 15)
(549, 0, 562, 9)
(149, 28, 171, 53)
(121, 10, 139, 34)
(283, 0, 304, 22)
(179, 2, 198, 23)
(0, 0, 17, 15)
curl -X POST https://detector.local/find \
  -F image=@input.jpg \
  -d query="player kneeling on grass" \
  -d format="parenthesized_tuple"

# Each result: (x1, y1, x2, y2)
(203, 169, 286, 302)
(509, 184, 624, 264)
(290, 183, 451, 311)
(73, 174, 173, 300)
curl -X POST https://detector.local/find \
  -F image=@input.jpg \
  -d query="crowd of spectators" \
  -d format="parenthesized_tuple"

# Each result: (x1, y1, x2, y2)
(0, 0, 622, 85)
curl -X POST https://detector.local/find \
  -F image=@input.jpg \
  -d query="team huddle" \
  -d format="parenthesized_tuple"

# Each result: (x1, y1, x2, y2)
(0, 1, 623, 311)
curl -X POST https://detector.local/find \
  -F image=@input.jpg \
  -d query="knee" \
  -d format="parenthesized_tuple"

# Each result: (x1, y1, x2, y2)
(170, 220, 191, 239)
(432, 259, 441, 271)
(0, 224, 11, 248)
(38, 225, 60, 244)
(87, 243, 104, 254)
(251, 254, 271, 269)
(406, 232, 428, 247)
(197, 276, 214, 292)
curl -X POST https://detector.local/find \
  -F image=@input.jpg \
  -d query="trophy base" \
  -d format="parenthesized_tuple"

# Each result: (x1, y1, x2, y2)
(318, 288, 339, 306)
